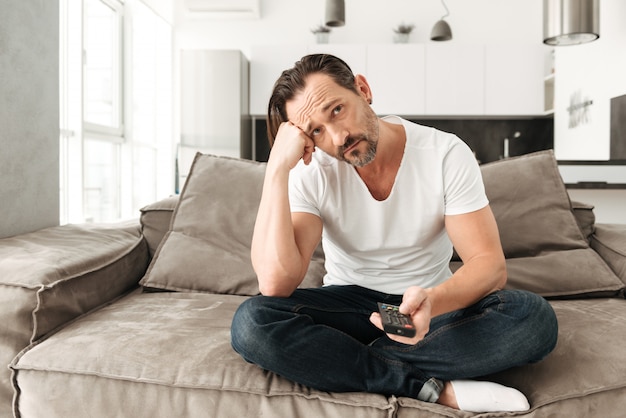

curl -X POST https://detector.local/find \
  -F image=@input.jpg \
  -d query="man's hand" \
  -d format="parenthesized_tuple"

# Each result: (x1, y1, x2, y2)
(270, 122, 315, 169)
(369, 286, 432, 345)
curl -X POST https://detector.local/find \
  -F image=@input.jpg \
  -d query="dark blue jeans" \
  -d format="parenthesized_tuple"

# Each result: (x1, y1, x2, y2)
(230, 285, 558, 402)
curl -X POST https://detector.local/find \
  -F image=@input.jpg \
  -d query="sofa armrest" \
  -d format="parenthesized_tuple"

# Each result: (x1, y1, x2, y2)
(591, 223, 626, 285)
(0, 221, 149, 341)
(140, 196, 178, 258)
(0, 222, 149, 413)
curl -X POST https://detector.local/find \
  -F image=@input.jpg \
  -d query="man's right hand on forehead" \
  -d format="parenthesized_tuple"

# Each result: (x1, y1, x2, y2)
(270, 122, 316, 168)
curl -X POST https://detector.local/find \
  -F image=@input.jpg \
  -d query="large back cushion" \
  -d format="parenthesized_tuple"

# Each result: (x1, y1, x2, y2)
(139, 154, 325, 295)
(482, 151, 588, 257)
(451, 151, 624, 298)
(141, 151, 623, 300)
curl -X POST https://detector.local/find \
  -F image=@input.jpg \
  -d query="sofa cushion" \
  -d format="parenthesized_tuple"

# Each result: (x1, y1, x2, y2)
(140, 196, 178, 257)
(481, 151, 586, 257)
(396, 298, 626, 417)
(451, 246, 623, 299)
(591, 224, 626, 285)
(140, 154, 265, 295)
(571, 200, 596, 243)
(0, 223, 148, 418)
(140, 153, 325, 295)
(474, 151, 624, 298)
(12, 293, 626, 417)
(11, 291, 393, 418)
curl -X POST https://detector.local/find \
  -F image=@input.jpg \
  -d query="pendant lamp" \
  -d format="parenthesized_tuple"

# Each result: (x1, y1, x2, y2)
(543, 0, 599, 46)
(430, 0, 452, 41)
(325, 0, 345, 27)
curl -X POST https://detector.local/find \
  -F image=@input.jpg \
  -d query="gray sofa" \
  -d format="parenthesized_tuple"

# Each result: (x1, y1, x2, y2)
(2, 150, 626, 418)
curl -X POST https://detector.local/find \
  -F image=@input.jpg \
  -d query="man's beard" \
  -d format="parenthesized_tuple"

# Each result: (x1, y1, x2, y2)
(335, 106, 379, 167)
(336, 136, 377, 167)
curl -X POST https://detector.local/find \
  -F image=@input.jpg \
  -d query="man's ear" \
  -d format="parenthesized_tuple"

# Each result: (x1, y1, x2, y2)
(354, 74, 373, 105)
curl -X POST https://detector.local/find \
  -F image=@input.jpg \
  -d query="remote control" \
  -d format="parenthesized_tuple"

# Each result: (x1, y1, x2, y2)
(377, 302, 416, 338)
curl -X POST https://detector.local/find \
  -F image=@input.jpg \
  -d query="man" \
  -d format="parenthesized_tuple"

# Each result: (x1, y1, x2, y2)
(231, 54, 558, 412)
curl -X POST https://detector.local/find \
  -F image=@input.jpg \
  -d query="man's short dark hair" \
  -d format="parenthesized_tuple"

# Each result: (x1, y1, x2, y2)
(266, 54, 358, 145)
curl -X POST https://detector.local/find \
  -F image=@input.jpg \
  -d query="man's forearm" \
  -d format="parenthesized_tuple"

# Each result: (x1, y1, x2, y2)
(435, 206, 507, 317)
(427, 255, 506, 318)
(251, 164, 305, 296)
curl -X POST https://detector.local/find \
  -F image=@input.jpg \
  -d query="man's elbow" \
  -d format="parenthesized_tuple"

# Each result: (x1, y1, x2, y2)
(258, 280, 296, 298)
(253, 256, 306, 297)
(256, 269, 300, 297)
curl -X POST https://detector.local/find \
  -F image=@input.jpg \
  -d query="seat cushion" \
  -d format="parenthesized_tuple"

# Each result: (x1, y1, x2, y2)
(12, 292, 626, 417)
(11, 291, 391, 418)
(0, 223, 148, 418)
(396, 298, 626, 417)
(488, 298, 626, 416)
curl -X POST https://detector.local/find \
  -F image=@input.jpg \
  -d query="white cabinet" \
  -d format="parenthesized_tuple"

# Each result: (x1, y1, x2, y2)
(425, 44, 485, 115)
(249, 44, 547, 117)
(366, 44, 425, 116)
(485, 45, 546, 115)
(179, 50, 250, 187)
(250, 44, 419, 117)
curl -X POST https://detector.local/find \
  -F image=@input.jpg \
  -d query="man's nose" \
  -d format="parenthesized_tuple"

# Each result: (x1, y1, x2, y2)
(328, 125, 349, 147)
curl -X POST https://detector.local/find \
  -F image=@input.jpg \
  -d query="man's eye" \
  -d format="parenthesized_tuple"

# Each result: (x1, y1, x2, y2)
(312, 128, 321, 136)
(333, 105, 342, 115)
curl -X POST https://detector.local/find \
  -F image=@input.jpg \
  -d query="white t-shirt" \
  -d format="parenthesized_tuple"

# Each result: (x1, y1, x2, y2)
(288, 116, 488, 295)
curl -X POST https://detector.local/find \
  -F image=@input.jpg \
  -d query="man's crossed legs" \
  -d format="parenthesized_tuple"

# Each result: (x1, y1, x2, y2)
(231, 285, 558, 412)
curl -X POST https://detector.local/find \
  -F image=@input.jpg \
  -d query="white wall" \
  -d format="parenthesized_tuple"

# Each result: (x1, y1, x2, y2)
(173, 0, 625, 224)
(552, 0, 626, 224)
(143, 0, 175, 23)
(553, 0, 626, 161)
(174, 0, 544, 54)
(0, 0, 59, 239)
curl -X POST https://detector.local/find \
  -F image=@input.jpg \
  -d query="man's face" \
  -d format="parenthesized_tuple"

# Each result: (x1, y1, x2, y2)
(285, 73, 379, 167)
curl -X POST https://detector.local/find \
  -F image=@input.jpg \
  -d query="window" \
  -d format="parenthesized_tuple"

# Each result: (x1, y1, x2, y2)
(130, 0, 173, 216)
(59, 0, 173, 224)
(83, 0, 123, 134)
(83, 139, 120, 222)
(82, 0, 123, 223)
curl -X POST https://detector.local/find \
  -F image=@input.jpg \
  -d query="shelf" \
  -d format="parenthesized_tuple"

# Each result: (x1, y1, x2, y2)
(565, 182, 626, 190)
